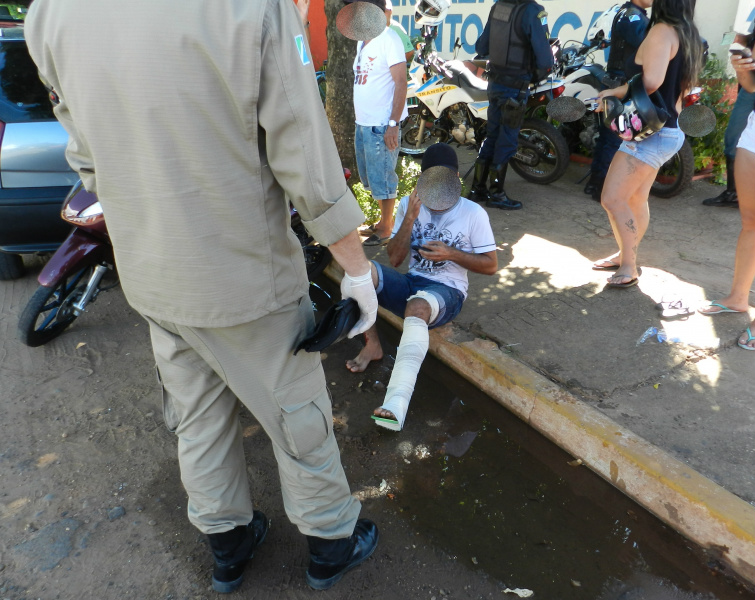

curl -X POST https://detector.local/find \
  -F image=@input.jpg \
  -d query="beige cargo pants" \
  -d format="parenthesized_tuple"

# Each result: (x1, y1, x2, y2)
(144, 296, 360, 538)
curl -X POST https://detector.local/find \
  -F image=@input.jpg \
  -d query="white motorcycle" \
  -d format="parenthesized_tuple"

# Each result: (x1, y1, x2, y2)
(551, 6, 698, 198)
(400, 30, 570, 185)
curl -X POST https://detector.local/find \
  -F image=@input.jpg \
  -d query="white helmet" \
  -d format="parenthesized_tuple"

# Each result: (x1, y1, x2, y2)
(414, 0, 449, 27)
(587, 4, 620, 43)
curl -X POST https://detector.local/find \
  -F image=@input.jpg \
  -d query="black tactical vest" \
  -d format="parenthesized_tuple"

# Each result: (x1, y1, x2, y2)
(605, 3, 646, 76)
(488, 0, 535, 79)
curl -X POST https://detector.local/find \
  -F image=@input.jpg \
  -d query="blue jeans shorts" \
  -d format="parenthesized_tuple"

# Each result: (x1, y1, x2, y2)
(374, 261, 465, 329)
(618, 126, 686, 170)
(354, 124, 400, 200)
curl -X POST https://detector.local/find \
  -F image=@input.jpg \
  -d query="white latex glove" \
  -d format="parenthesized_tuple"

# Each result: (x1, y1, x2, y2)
(341, 269, 378, 337)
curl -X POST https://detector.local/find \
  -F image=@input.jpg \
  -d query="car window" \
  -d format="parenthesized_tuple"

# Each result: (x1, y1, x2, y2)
(0, 39, 55, 123)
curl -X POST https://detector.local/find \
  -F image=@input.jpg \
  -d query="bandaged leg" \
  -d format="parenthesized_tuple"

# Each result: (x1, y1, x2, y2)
(407, 290, 440, 325)
(373, 316, 429, 431)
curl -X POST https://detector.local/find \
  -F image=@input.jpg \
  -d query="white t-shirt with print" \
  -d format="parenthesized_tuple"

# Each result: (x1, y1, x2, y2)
(391, 196, 497, 298)
(353, 27, 409, 126)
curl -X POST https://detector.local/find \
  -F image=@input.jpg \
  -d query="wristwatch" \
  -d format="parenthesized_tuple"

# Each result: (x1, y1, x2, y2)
(388, 119, 397, 127)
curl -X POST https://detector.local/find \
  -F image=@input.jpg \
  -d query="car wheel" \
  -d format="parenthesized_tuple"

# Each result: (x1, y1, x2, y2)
(0, 252, 24, 280)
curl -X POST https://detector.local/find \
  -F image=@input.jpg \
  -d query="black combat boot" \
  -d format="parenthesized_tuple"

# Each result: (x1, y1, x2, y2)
(584, 172, 605, 201)
(467, 159, 491, 203)
(486, 163, 522, 210)
(306, 519, 379, 590)
(207, 510, 269, 594)
(702, 156, 738, 207)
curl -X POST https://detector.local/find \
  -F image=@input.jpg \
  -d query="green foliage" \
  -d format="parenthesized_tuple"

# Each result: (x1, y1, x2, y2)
(352, 156, 422, 225)
(688, 54, 735, 184)
(0, 3, 26, 19)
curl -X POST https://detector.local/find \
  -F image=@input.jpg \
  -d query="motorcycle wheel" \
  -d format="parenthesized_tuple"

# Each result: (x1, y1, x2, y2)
(17, 268, 91, 347)
(399, 109, 448, 156)
(304, 244, 332, 281)
(510, 118, 570, 185)
(650, 139, 695, 198)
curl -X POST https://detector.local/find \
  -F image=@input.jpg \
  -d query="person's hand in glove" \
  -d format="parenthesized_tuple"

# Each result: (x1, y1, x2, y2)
(340, 268, 378, 337)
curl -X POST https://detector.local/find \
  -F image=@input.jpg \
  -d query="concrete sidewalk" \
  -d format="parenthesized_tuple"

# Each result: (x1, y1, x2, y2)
(346, 148, 755, 587)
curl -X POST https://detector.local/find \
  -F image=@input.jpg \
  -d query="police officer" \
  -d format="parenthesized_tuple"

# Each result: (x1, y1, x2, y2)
(585, 0, 652, 200)
(27, 0, 380, 593)
(468, 0, 554, 210)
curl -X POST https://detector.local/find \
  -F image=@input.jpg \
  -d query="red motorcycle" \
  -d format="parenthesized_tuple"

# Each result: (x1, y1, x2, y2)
(18, 173, 343, 347)
(18, 181, 116, 347)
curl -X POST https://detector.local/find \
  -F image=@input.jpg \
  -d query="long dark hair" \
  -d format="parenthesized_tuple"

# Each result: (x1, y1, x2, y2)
(648, 0, 703, 92)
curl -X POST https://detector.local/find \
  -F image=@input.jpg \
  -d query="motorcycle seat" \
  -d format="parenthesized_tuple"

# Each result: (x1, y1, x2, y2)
(446, 60, 488, 101)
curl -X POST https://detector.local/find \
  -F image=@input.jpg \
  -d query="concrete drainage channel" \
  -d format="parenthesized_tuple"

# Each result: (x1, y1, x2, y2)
(325, 264, 755, 589)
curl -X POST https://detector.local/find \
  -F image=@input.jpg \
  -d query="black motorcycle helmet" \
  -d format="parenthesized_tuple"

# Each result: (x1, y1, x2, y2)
(603, 74, 669, 142)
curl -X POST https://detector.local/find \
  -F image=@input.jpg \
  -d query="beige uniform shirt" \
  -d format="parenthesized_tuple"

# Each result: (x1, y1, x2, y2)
(26, 0, 364, 328)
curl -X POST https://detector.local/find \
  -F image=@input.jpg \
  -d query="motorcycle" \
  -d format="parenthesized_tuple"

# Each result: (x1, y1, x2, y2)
(18, 181, 116, 347)
(17, 176, 340, 348)
(400, 28, 570, 185)
(551, 7, 701, 198)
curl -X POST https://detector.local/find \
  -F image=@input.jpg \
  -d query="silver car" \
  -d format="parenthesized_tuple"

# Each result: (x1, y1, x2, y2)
(0, 24, 78, 280)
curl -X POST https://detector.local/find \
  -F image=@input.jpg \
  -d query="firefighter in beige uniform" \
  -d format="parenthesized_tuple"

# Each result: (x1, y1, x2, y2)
(26, 0, 379, 593)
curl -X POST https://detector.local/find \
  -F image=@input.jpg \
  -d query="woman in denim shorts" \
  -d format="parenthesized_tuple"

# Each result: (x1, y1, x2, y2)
(698, 43, 755, 350)
(593, 0, 704, 288)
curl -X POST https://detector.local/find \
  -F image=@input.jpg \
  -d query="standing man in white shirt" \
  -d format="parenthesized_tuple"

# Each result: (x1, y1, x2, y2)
(342, 0, 408, 246)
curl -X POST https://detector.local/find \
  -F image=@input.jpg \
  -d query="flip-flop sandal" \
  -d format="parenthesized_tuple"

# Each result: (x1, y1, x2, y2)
(592, 260, 620, 271)
(360, 224, 377, 236)
(656, 299, 692, 320)
(371, 414, 401, 431)
(363, 234, 390, 246)
(606, 276, 639, 289)
(737, 326, 755, 350)
(698, 302, 747, 316)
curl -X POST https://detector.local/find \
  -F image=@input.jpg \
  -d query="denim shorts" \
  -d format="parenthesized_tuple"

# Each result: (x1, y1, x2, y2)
(374, 262, 465, 329)
(618, 126, 686, 170)
(354, 124, 400, 200)
(737, 111, 755, 155)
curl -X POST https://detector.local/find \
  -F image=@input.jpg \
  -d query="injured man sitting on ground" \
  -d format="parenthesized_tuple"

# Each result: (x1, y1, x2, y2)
(344, 143, 498, 431)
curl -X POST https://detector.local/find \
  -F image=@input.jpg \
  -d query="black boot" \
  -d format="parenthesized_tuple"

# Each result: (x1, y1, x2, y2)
(467, 159, 491, 203)
(306, 519, 379, 590)
(207, 510, 269, 594)
(702, 156, 738, 207)
(486, 163, 522, 210)
(584, 172, 605, 201)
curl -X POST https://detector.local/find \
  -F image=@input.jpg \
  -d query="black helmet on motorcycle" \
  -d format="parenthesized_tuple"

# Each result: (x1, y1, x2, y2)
(603, 74, 669, 142)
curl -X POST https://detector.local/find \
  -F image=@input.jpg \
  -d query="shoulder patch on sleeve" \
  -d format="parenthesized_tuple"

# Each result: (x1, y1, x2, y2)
(295, 35, 311, 66)
(628, 14, 641, 22)
(537, 10, 548, 26)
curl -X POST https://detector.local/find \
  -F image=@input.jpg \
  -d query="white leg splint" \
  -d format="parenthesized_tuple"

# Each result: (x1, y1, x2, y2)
(373, 316, 429, 431)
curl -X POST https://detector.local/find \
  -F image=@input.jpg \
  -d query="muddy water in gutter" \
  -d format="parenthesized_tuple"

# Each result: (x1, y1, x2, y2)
(313, 284, 750, 600)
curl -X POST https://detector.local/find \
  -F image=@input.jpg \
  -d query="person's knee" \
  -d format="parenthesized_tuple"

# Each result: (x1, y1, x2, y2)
(600, 187, 621, 212)
(405, 291, 439, 324)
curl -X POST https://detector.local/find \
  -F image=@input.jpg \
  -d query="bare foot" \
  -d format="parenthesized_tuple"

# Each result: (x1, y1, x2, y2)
(606, 271, 640, 288)
(697, 299, 749, 315)
(373, 407, 397, 420)
(345, 346, 383, 373)
(592, 255, 621, 270)
(738, 321, 755, 350)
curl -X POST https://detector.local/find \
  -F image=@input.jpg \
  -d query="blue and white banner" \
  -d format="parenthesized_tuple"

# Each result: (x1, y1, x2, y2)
(392, 0, 740, 64)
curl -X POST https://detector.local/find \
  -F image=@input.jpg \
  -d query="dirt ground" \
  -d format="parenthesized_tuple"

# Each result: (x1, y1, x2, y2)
(0, 264, 512, 600)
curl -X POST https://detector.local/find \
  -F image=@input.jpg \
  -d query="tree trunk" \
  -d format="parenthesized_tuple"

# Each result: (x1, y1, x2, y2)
(324, 0, 358, 182)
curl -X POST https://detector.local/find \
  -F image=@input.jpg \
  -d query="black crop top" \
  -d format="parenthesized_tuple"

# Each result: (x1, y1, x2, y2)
(626, 48, 684, 128)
